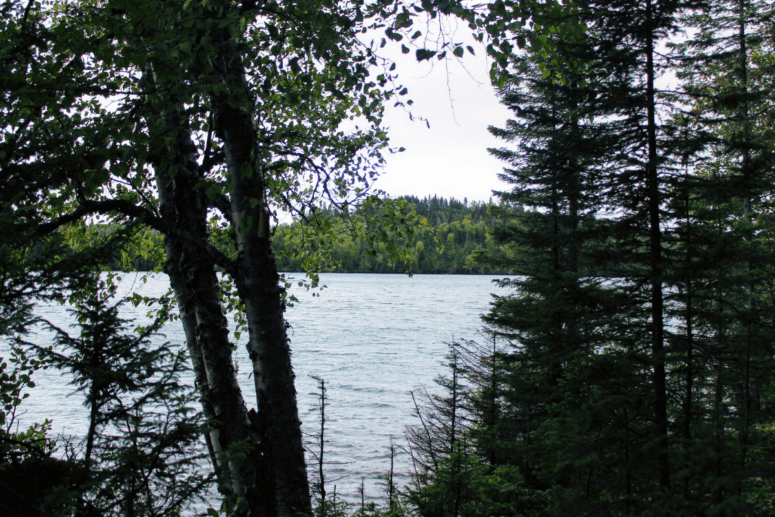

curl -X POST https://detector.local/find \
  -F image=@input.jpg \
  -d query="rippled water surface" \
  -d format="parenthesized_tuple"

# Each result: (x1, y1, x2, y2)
(13, 273, 507, 504)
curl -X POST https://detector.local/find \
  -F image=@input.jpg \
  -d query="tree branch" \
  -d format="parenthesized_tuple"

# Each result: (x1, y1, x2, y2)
(37, 200, 240, 280)
(207, 193, 234, 225)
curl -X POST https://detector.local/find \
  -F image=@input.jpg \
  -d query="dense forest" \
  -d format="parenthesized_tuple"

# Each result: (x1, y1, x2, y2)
(258, 195, 519, 274)
(3, 0, 775, 515)
(404, 0, 775, 516)
(274, 195, 509, 274)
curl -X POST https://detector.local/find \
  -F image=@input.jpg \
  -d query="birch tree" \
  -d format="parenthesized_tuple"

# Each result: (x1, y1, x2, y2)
(2, 0, 592, 513)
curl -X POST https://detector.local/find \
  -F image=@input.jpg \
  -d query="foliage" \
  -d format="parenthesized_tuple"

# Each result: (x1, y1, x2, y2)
(0, 268, 210, 515)
(1, 0, 600, 511)
(60, 224, 167, 273)
(29, 284, 213, 516)
(1, 0, 429, 510)
(62, 196, 521, 275)
(274, 196, 518, 274)
(0, 345, 54, 456)
(406, 1, 775, 516)
(406, 344, 473, 517)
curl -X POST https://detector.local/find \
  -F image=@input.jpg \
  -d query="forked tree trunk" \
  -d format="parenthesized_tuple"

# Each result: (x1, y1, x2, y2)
(148, 81, 275, 515)
(139, 2, 314, 512)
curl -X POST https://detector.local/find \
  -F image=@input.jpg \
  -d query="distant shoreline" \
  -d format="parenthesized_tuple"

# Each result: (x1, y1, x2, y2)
(118, 270, 513, 276)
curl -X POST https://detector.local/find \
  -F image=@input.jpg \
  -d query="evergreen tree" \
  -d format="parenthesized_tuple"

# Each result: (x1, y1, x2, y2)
(427, 0, 775, 514)
(480, 2, 672, 511)
(432, 0, 775, 514)
(407, 344, 476, 517)
(669, 0, 775, 509)
(33, 284, 213, 516)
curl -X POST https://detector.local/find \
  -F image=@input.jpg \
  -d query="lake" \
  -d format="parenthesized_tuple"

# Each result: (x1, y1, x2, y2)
(12, 272, 508, 505)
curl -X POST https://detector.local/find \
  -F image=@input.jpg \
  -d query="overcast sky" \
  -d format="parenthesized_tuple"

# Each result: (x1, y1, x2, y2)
(372, 29, 682, 206)
(374, 43, 514, 204)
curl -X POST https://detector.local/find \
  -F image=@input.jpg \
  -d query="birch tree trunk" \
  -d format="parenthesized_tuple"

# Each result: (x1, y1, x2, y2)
(148, 79, 276, 515)
(208, 22, 312, 517)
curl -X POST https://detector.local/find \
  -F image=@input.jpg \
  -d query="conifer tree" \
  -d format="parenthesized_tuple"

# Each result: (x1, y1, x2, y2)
(475, 0, 734, 512)
(35, 284, 212, 516)
(481, 4, 661, 511)
(406, 344, 476, 517)
(402, 2, 775, 515)
(669, 0, 775, 508)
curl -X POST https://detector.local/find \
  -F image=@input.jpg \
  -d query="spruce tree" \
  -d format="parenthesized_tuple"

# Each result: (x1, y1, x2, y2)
(407, 344, 477, 517)
(477, 0, 726, 512)
(669, 0, 775, 509)
(37, 284, 213, 516)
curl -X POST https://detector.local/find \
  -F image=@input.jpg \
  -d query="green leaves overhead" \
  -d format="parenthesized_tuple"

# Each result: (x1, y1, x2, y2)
(372, 0, 588, 78)
(394, 10, 413, 30)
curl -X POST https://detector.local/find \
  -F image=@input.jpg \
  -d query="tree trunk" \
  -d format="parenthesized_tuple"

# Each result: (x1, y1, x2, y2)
(645, 0, 670, 491)
(148, 80, 272, 515)
(736, 0, 753, 477)
(211, 27, 312, 517)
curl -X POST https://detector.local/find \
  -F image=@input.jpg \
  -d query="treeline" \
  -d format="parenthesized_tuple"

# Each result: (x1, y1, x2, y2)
(273, 196, 518, 274)
(70, 196, 519, 275)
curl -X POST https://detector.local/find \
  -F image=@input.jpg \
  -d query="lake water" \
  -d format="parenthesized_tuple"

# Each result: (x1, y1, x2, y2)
(11, 273, 507, 505)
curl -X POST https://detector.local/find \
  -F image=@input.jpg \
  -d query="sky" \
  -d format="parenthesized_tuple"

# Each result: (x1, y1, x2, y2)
(374, 41, 514, 204)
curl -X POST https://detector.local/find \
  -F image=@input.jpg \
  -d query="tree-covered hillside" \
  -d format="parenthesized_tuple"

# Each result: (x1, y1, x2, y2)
(74, 196, 520, 275)
(273, 196, 519, 274)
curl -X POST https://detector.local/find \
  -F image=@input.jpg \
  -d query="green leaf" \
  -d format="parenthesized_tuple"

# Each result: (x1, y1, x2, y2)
(205, 185, 218, 200)
(453, 46, 464, 58)
(416, 49, 436, 61)
(401, 44, 410, 54)
(385, 28, 402, 42)
(395, 11, 413, 30)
